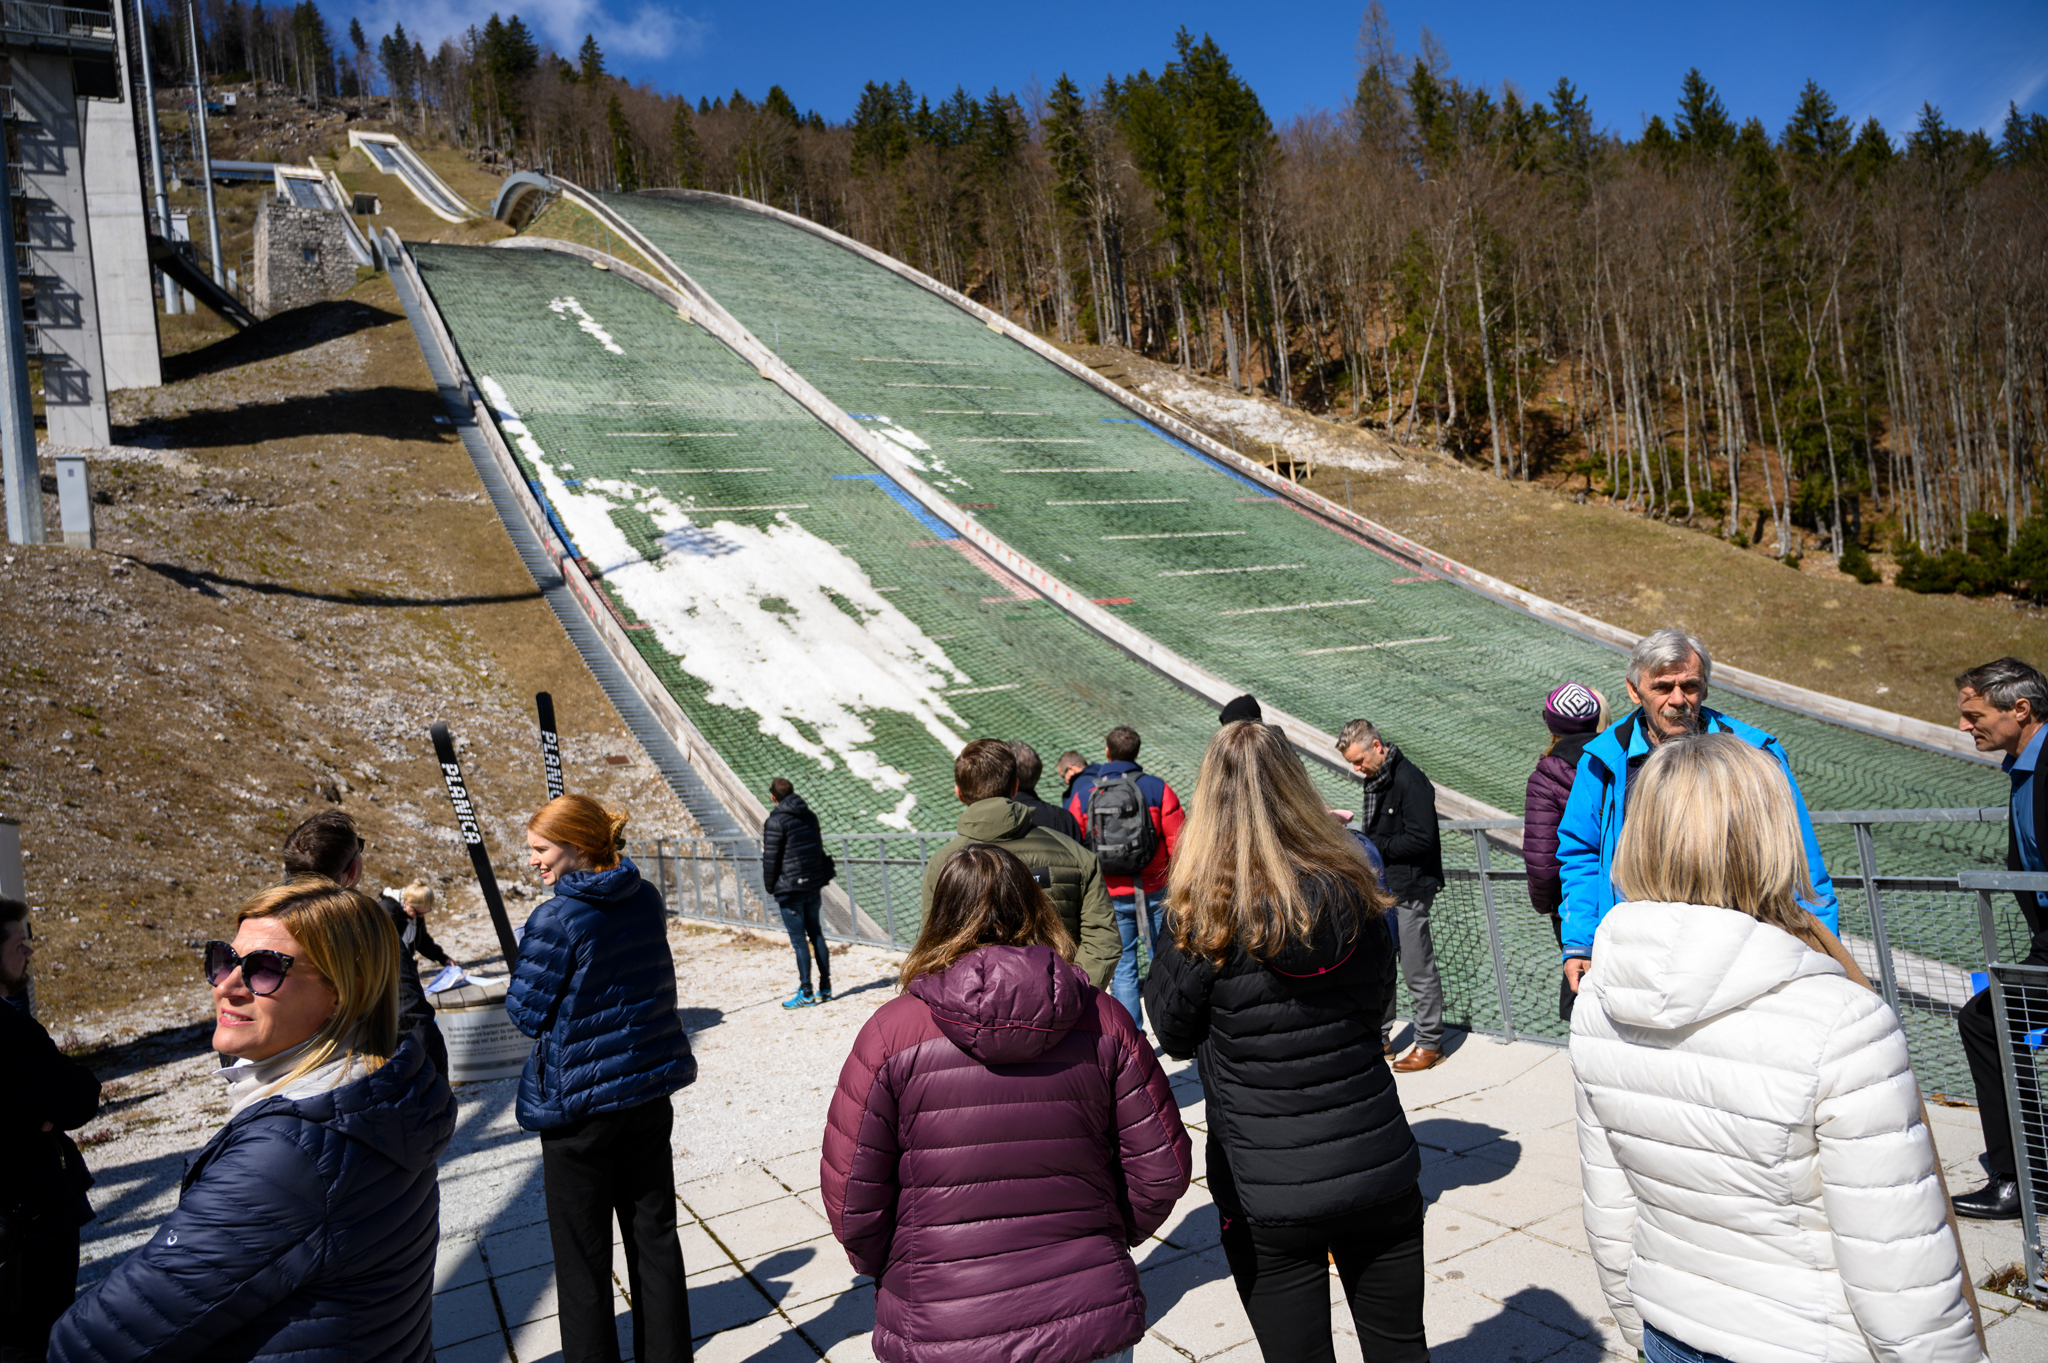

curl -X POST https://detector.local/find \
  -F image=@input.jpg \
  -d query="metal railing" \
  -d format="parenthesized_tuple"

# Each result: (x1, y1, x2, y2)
(0, 1, 116, 41)
(633, 808, 2017, 1101)
(1984, 873, 2048, 1303)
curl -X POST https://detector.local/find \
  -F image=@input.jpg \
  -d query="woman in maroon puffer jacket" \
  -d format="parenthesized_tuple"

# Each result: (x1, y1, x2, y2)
(1525, 682, 1605, 1022)
(822, 844, 1192, 1363)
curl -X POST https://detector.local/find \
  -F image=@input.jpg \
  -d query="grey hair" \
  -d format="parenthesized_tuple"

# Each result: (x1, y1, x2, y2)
(1008, 740, 1044, 789)
(1335, 718, 1381, 753)
(1626, 629, 1713, 693)
(1956, 657, 2048, 715)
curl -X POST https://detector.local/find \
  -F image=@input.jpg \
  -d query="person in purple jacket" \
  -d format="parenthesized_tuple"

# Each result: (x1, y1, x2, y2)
(1525, 682, 1606, 1019)
(822, 844, 1192, 1363)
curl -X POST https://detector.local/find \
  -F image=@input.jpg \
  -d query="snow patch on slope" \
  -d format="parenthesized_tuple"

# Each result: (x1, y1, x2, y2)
(479, 376, 969, 828)
(1136, 376, 1396, 473)
(547, 296, 625, 355)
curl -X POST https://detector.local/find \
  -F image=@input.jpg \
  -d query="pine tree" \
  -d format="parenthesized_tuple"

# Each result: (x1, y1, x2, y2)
(849, 80, 909, 174)
(669, 100, 702, 187)
(1781, 80, 1850, 164)
(607, 93, 638, 190)
(1674, 68, 1735, 155)
(577, 34, 603, 84)
(763, 85, 800, 125)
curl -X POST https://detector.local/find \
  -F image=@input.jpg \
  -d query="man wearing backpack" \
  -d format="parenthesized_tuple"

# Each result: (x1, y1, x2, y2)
(1067, 725, 1185, 1029)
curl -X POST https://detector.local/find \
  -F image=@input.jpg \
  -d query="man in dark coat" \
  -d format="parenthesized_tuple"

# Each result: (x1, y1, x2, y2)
(281, 810, 448, 1082)
(1953, 656, 2048, 1219)
(0, 897, 100, 1360)
(1337, 719, 1447, 1071)
(761, 778, 833, 1007)
(1007, 740, 1081, 842)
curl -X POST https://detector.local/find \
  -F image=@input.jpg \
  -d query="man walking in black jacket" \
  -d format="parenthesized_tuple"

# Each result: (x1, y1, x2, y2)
(1338, 720, 1447, 1071)
(1008, 741, 1082, 841)
(761, 778, 833, 1009)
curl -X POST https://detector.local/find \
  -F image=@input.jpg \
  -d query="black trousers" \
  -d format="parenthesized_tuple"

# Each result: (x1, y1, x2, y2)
(0, 1223, 81, 1358)
(1218, 1183, 1429, 1363)
(1959, 986, 2042, 1180)
(540, 1098, 692, 1363)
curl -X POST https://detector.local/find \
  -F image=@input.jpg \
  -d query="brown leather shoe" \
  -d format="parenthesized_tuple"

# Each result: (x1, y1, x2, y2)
(1382, 1040, 1401, 1059)
(1391, 1047, 1443, 1072)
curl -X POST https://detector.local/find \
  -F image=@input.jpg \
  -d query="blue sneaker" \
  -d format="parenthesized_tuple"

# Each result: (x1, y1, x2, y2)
(815, 987, 833, 1005)
(782, 987, 814, 1010)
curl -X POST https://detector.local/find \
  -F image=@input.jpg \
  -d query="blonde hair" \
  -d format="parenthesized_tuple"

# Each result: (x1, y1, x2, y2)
(401, 880, 435, 911)
(527, 793, 628, 871)
(236, 880, 401, 1095)
(1168, 721, 1389, 964)
(1612, 733, 1818, 942)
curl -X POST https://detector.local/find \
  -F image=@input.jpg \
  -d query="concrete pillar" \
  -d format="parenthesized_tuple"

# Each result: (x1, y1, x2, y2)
(84, 0, 162, 390)
(16, 52, 112, 449)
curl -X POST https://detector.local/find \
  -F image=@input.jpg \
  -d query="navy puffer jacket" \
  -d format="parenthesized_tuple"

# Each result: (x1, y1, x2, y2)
(1143, 875, 1420, 1225)
(49, 1033, 456, 1363)
(506, 857, 696, 1132)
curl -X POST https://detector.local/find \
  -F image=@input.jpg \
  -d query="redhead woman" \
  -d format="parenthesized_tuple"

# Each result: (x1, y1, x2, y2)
(823, 844, 1191, 1363)
(1142, 720, 1425, 1363)
(1572, 732, 1983, 1363)
(51, 881, 456, 1362)
(509, 793, 697, 1363)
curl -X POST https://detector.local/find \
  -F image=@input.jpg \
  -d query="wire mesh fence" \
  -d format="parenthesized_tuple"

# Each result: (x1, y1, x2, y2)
(635, 807, 2017, 1106)
(1988, 940, 2048, 1301)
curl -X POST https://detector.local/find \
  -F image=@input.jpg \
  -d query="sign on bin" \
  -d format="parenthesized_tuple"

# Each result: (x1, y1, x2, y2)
(427, 975, 531, 1083)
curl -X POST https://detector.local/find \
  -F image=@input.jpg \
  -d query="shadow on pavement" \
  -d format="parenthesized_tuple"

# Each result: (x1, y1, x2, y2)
(1431, 1286, 1611, 1361)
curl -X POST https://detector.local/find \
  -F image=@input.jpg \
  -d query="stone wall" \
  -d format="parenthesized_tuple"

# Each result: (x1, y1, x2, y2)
(253, 198, 359, 317)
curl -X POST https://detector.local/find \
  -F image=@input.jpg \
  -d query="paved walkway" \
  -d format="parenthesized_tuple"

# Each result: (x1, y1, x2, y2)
(399, 927, 2048, 1363)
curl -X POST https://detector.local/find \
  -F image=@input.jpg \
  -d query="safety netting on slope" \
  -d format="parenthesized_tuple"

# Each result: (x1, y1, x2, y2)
(602, 193, 2005, 877)
(412, 243, 1343, 843)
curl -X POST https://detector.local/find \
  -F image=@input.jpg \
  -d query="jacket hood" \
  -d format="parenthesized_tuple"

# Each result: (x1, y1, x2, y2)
(1589, 900, 1844, 1029)
(776, 794, 812, 816)
(908, 944, 1089, 1064)
(555, 857, 642, 905)
(954, 797, 1035, 843)
(238, 1031, 457, 1175)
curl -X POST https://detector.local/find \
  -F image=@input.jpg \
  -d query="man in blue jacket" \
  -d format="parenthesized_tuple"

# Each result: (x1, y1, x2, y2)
(1558, 629, 1837, 1000)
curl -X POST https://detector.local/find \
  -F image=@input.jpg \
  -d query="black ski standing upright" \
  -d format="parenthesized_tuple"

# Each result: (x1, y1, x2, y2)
(536, 691, 565, 801)
(430, 722, 521, 965)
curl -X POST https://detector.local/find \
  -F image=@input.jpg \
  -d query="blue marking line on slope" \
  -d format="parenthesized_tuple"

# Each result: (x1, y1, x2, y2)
(833, 473, 958, 539)
(1103, 418, 1274, 496)
(847, 413, 879, 420)
(528, 479, 580, 554)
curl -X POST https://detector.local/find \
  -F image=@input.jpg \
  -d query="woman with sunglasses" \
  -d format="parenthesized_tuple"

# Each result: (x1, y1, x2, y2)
(509, 793, 697, 1363)
(49, 880, 457, 1363)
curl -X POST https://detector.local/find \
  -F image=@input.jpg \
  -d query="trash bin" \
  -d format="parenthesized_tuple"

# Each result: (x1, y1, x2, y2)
(428, 976, 531, 1083)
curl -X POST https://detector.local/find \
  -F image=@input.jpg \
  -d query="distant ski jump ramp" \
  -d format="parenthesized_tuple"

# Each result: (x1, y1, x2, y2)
(349, 131, 475, 222)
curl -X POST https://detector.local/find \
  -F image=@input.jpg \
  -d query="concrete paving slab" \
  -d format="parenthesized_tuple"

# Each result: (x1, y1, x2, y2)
(507, 1311, 561, 1363)
(705, 1194, 833, 1262)
(436, 1239, 490, 1292)
(679, 1215, 730, 1275)
(1988, 1301, 2048, 1361)
(484, 1223, 555, 1275)
(493, 1261, 560, 1327)
(680, 1166, 799, 1221)
(1422, 1277, 1604, 1362)
(1425, 1206, 1515, 1265)
(436, 1334, 514, 1363)
(764, 1148, 824, 1193)
(1436, 1230, 1623, 1357)
(1433, 1163, 1582, 1230)
(431, 1279, 503, 1348)
(691, 1308, 830, 1363)
(746, 1234, 870, 1310)
(1386, 1034, 1556, 1107)
(1140, 1247, 1253, 1359)
(785, 1280, 876, 1356)
(685, 1264, 782, 1338)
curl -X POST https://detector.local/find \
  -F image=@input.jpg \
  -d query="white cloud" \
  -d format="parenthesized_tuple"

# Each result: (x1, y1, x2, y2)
(342, 0, 709, 65)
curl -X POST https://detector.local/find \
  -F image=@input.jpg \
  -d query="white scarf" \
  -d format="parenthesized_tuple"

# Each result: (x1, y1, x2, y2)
(218, 1031, 365, 1118)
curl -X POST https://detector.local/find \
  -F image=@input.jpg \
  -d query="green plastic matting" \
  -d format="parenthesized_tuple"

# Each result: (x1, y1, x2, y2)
(599, 192, 2005, 880)
(413, 242, 1354, 833)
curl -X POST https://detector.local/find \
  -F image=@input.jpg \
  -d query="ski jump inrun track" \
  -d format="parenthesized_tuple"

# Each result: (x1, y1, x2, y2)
(384, 179, 2005, 893)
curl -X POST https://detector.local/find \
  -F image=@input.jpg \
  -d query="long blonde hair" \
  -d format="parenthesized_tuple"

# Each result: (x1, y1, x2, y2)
(236, 880, 401, 1094)
(1612, 732, 1819, 942)
(1168, 721, 1389, 964)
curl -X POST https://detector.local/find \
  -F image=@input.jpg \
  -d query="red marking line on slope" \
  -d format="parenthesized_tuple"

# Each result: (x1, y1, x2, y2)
(1093, 597, 1134, 606)
(949, 540, 1035, 601)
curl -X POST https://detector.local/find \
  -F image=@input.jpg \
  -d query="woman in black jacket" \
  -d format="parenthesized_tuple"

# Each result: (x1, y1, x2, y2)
(1, 896, 100, 1361)
(1143, 721, 1426, 1363)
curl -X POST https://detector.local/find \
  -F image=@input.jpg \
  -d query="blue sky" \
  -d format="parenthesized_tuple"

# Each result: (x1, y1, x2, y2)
(329, 0, 2046, 142)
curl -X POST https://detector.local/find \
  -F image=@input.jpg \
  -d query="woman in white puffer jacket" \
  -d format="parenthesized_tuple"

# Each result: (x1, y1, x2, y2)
(1571, 732, 1983, 1363)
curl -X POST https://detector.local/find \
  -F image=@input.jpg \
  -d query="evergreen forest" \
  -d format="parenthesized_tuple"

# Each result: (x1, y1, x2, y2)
(153, 1, 2048, 588)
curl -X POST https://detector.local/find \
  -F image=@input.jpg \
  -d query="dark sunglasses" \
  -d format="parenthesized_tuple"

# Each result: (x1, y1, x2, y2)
(203, 940, 296, 996)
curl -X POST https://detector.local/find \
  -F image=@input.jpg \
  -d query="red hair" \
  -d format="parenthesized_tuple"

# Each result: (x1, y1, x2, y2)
(527, 794, 628, 871)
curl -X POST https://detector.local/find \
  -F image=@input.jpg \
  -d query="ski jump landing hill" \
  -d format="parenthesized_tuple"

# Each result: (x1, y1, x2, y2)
(390, 177, 2004, 894)
(348, 131, 477, 223)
